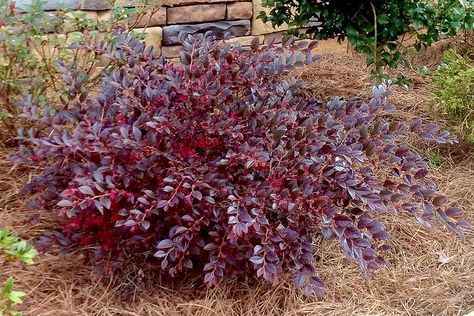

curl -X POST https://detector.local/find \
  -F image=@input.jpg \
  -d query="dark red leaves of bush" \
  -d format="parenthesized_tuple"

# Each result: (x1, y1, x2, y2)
(13, 32, 468, 297)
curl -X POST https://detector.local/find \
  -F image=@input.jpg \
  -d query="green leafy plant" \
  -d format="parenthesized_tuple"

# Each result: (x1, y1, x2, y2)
(427, 149, 445, 167)
(0, 0, 161, 144)
(436, 0, 474, 36)
(1, 277, 25, 316)
(258, 0, 473, 81)
(0, 228, 38, 316)
(432, 49, 474, 144)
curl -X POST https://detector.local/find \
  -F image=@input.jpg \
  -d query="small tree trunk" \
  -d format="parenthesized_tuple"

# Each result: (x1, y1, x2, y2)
(369, 2, 383, 85)
(373, 47, 383, 85)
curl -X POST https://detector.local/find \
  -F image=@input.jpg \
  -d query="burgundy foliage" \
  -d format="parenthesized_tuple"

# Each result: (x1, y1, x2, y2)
(13, 32, 468, 296)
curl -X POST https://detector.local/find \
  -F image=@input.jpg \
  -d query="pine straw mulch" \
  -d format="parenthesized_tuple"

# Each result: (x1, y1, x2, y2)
(1, 45, 474, 316)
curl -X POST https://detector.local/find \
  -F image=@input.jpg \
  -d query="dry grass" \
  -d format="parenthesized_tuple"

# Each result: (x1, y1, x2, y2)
(1, 47, 474, 316)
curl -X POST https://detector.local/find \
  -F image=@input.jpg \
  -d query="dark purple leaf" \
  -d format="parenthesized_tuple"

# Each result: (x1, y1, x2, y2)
(157, 239, 174, 249)
(79, 186, 94, 196)
(445, 207, 462, 217)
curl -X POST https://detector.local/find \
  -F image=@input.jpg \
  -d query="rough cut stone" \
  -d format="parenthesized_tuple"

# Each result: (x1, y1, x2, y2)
(82, 0, 113, 11)
(263, 31, 286, 44)
(221, 35, 264, 46)
(226, 2, 252, 20)
(135, 27, 163, 56)
(162, 20, 251, 45)
(314, 38, 347, 54)
(64, 11, 99, 32)
(97, 10, 113, 22)
(114, 0, 137, 7)
(66, 10, 99, 21)
(251, 0, 288, 35)
(168, 57, 181, 64)
(167, 4, 226, 24)
(161, 45, 182, 58)
(129, 8, 167, 27)
(16, 0, 80, 11)
(162, 36, 265, 59)
(166, 0, 246, 5)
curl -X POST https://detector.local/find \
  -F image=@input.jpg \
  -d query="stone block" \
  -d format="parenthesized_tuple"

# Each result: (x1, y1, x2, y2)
(134, 26, 163, 56)
(16, 0, 80, 11)
(82, 0, 113, 11)
(315, 38, 347, 54)
(167, 58, 181, 65)
(161, 45, 182, 58)
(263, 31, 286, 44)
(167, 4, 226, 24)
(115, 0, 137, 7)
(162, 20, 251, 45)
(166, 0, 246, 5)
(251, 0, 288, 35)
(221, 35, 264, 46)
(64, 11, 99, 32)
(97, 10, 113, 22)
(66, 10, 99, 21)
(226, 2, 252, 20)
(128, 8, 167, 27)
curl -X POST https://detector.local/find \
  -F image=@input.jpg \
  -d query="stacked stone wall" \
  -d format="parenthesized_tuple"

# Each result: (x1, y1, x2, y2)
(17, 0, 345, 58)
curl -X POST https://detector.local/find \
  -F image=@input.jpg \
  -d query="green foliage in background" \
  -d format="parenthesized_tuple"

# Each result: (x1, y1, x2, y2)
(0, 0, 161, 143)
(432, 49, 474, 144)
(258, 0, 474, 80)
(0, 228, 38, 316)
(437, 0, 474, 36)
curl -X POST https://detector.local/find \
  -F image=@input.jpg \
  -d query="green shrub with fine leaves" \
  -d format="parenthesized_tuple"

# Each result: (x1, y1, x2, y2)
(432, 49, 474, 144)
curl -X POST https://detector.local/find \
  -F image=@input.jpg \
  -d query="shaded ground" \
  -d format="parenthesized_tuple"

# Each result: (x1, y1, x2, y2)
(1, 45, 473, 316)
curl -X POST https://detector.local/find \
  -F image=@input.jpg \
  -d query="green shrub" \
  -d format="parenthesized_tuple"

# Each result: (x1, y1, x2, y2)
(432, 49, 474, 144)
(258, 0, 474, 81)
(436, 0, 474, 36)
(0, 228, 38, 316)
(0, 0, 161, 143)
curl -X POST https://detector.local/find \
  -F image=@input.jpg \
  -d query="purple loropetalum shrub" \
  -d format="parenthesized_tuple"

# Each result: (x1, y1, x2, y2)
(12, 32, 469, 297)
